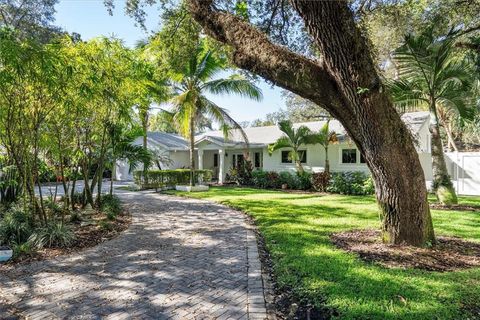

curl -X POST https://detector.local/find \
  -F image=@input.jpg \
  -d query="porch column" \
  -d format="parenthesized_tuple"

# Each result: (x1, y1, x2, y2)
(218, 149, 225, 184)
(198, 149, 204, 170)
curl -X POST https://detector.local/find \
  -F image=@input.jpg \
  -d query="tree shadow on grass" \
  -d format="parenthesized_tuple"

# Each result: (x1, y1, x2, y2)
(201, 191, 480, 320)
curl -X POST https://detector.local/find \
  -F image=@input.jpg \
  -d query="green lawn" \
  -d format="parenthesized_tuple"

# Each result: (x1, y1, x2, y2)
(170, 187, 480, 320)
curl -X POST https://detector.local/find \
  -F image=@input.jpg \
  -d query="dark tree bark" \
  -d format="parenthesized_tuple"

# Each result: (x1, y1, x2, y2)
(188, 0, 435, 246)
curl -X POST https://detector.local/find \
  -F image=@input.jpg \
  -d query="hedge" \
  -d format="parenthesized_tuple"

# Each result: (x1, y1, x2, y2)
(133, 169, 213, 191)
(250, 169, 374, 194)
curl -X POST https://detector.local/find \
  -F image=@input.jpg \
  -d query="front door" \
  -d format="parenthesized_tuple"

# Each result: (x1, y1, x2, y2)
(213, 153, 219, 180)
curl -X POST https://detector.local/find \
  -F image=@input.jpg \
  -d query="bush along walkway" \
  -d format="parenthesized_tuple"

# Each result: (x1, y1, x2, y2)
(0, 191, 268, 320)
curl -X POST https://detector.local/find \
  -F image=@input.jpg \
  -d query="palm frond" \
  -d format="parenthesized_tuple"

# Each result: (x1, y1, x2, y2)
(203, 76, 263, 101)
(268, 136, 292, 155)
(278, 120, 295, 141)
(199, 96, 249, 145)
(296, 125, 313, 145)
(195, 50, 222, 82)
(388, 79, 429, 111)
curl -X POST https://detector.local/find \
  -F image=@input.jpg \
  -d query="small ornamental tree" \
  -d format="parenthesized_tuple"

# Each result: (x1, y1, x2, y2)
(268, 120, 313, 175)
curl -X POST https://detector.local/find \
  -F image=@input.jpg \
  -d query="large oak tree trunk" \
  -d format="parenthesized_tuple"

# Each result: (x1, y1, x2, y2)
(188, 0, 435, 246)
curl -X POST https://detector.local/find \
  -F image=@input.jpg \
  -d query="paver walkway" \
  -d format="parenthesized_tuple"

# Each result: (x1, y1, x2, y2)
(0, 191, 267, 320)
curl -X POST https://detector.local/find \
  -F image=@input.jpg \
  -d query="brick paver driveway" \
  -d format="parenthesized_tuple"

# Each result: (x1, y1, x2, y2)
(0, 191, 267, 320)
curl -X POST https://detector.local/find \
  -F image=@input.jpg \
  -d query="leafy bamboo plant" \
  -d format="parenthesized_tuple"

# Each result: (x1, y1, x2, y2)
(268, 120, 314, 175)
(389, 27, 476, 205)
(167, 45, 262, 186)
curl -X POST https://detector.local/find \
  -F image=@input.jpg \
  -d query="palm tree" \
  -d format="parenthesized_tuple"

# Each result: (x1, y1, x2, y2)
(133, 40, 170, 159)
(169, 46, 262, 186)
(310, 119, 337, 175)
(390, 27, 475, 205)
(268, 120, 313, 175)
(107, 124, 152, 195)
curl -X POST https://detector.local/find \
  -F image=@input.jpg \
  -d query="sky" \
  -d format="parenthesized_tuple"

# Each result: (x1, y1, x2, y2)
(54, 0, 286, 123)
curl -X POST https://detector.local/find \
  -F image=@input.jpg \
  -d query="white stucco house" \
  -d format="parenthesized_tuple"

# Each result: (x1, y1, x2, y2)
(116, 111, 480, 195)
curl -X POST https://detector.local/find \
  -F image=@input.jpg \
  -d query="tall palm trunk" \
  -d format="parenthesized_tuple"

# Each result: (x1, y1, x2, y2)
(324, 146, 330, 176)
(295, 160, 304, 175)
(295, 149, 304, 175)
(430, 109, 458, 205)
(189, 115, 195, 187)
(444, 122, 458, 152)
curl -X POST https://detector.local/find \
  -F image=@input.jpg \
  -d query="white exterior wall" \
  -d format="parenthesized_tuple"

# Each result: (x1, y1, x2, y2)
(263, 144, 325, 173)
(445, 152, 480, 196)
(418, 152, 433, 181)
(262, 143, 371, 174)
(168, 150, 191, 169)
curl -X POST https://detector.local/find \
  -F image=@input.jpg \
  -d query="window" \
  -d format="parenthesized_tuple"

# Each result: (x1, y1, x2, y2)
(254, 152, 262, 168)
(281, 150, 307, 164)
(281, 151, 292, 163)
(299, 150, 307, 164)
(233, 154, 244, 168)
(341, 149, 357, 164)
(213, 153, 218, 167)
(360, 153, 366, 164)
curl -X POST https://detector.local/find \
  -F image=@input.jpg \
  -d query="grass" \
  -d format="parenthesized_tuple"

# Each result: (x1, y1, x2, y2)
(169, 187, 480, 320)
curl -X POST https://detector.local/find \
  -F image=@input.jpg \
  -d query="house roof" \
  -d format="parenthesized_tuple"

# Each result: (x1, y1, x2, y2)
(401, 111, 430, 135)
(141, 132, 189, 150)
(144, 111, 430, 150)
(196, 111, 430, 146)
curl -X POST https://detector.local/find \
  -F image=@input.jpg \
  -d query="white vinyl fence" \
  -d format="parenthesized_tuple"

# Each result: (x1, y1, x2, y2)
(445, 152, 480, 196)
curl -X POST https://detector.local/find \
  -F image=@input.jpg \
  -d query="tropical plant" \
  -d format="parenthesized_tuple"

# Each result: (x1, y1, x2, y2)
(309, 119, 338, 175)
(390, 27, 476, 205)
(268, 120, 313, 174)
(167, 44, 262, 186)
(107, 123, 152, 195)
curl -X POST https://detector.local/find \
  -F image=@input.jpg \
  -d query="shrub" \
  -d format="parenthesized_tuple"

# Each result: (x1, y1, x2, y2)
(0, 204, 34, 245)
(327, 171, 375, 195)
(44, 198, 64, 217)
(71, 192, 85, 206)
(363, 176, 375, 195)
(69, 211, 82, 223)
(98, 220, 113, 231)
(312, 172, 330, 192)
(105, 210, 116, 221)
(227, 160, 253, 185)
(297, 172, 312, 190)
(226, 167, 239, 184)
(279, 171, 298, 189)
(252, 170, 268, 188)
(252, 170, 311, 190)
(37, 160, 57, 183)
(133, 169, 213, 191)
(33, 223, 75, 248)
(101, 194, 122, 216)
(266, 171, 281, 189)
(12, 241, 34, 258)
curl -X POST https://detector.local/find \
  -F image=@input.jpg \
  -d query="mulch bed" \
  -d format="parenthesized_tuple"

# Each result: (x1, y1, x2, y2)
(0, 211, 131, 269)
(331, 229, 480, 272)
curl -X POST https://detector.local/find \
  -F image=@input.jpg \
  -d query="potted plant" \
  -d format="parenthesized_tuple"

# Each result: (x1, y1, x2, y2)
(0, 245, 13, 262)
